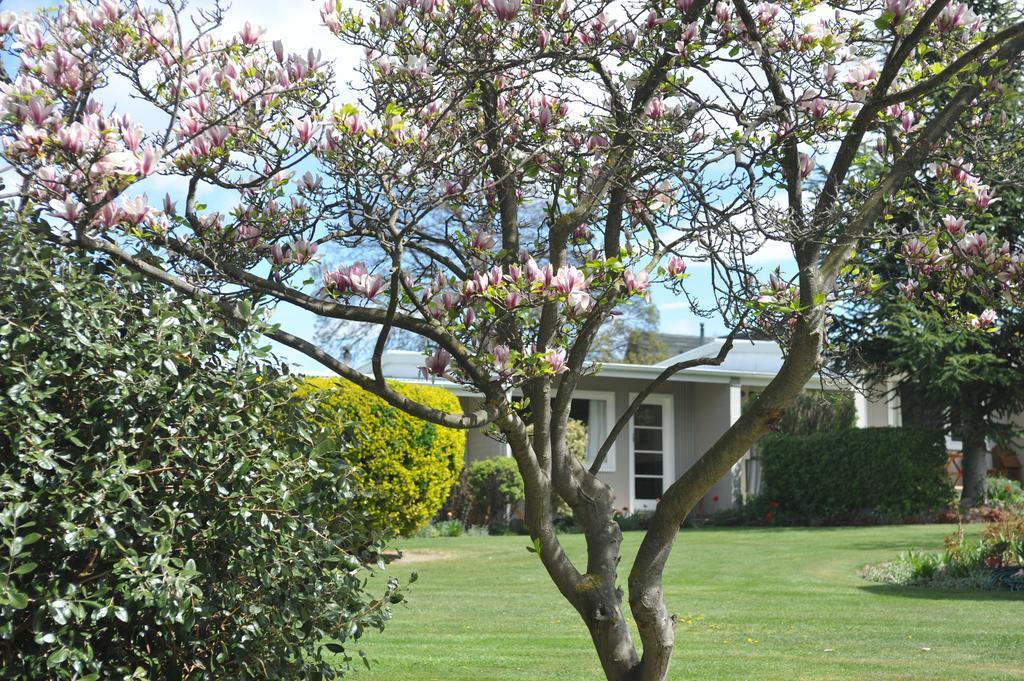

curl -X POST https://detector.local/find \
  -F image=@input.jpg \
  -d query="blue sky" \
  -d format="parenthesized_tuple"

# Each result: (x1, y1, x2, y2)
(3, 0, 796, 372)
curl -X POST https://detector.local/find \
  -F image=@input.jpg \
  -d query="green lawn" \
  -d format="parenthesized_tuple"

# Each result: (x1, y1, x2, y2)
(350, 525, 1023, 681)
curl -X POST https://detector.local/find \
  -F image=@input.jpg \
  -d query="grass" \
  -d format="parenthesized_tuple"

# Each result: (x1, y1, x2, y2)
(350, 525, 1023, 681)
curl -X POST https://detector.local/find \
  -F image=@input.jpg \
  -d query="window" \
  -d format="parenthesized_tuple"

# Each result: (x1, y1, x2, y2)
(633, 402, 665, 500)
(628, 393, 674, 511)
(570, 393, 616, 473)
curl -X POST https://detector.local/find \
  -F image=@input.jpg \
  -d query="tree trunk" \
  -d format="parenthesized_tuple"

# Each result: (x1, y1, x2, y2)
(959, 417, 987, 507)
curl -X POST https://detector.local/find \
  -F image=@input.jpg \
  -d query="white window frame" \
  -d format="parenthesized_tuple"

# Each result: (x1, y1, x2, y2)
(572, 390, 617, 473)
(500, 389, 616, 471)
(628, 392, 675, 512)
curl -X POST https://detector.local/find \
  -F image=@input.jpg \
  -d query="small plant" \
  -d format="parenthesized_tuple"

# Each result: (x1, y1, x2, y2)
(987, 477, 1024, 510)
(416, 520, 470, 538)
(862, 510, 1024, 591)
(982, 512, 1024, 567)
(464, 458, 525, 532)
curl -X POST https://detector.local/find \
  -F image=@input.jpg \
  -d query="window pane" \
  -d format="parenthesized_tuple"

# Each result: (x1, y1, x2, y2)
(635, 476, 663, 500)
(633, 427, 662, 452)
(635, 452, 663, 476)
(569, 398, 590, 425)
(635, 403, 662, 427)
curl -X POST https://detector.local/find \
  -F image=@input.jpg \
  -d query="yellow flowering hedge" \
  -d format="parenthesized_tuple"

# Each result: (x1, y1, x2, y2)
(299, 377, 466, 537)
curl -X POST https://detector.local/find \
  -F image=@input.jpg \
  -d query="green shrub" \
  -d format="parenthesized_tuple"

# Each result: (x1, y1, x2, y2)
(300, 377, 466, 537)
(0, 224, 396, 679)
(759, 427, 954, 523)
(464, 457, 525, 530)
(987, 476, 1024, 510)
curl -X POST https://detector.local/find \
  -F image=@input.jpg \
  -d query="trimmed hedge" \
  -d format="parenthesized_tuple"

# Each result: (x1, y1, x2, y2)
(301, 378, 466, 537)
(760, 427, 954, 522)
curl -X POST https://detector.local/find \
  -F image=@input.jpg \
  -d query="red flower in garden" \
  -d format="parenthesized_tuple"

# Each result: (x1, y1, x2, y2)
(769, 500, 780, 509)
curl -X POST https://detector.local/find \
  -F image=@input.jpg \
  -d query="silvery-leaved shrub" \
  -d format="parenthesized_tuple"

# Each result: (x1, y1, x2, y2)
(0, 220, 401, 680)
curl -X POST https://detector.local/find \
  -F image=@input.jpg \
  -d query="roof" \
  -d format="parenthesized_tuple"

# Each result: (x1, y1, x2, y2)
(656, 338, 789, 375)
(359, 340, 839, 393)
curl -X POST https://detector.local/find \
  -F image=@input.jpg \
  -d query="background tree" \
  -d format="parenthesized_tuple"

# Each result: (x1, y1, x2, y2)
(834, 44, 1024, 506)
(3, 1, 1024, 679)
(589, 298, 669, 364)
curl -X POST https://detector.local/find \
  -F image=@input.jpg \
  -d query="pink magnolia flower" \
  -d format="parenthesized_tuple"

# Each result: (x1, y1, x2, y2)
(587, 134, 610, 153)
(936, 2, 979, 33)
(973, 186, 998, 210)
(405, 54, 431, 79)
(941, 215, 967, 235)
(714, 1, 730, 24)
(552, 266, 586, 295)
(902, 237, 927, 259)
(293, 117, 316, 145)
(492, 344, 512, 374)
(57, 123, 93, 154)
(897, 279, 919, 299)
(677, 21, 699, 48)
(49, 196, 85, 222)
(470, 230, 495, 250)
(884, 0, 914, 22)
(272, 244, 288, 265)
(899, 110, 915, 134)
(756, 2, 780, 26)
(645, 96, 665, 121)
(492, 0, 522, 21)
(843, 62, 879, 91)
(26, 97, 55, 126)
(667, 256, 687, 277)
(623, 270, 650, 296)
(979, 309, 998, 327)
(289, 239, 318, 264)
(542, 348, 568, 374)
(320, 261, 385, 301)
(676, 0, 695, 11)
(958, 232, 987, 256)
(0, 12, 17, 35)
(136, 147, 162, 176)
(798, 152, 815, 179)
(538, 28, 551, 50)
(237, 224, 261, 248)
(239, 21, 265, 46)
(119, 195, 150, 225)
(420, 348, 452, 379)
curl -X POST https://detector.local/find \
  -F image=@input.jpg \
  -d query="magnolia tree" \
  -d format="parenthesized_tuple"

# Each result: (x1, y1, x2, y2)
(3, 0, 1024, 678)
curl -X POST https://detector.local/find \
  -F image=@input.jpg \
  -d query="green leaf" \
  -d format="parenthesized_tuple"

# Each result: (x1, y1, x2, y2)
(46, 647, 70, 667)
(12, 561, 37, 575)
(9, 591, 28, 609)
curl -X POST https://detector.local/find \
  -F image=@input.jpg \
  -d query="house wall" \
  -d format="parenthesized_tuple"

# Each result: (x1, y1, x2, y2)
(861, 382, 902, 427)
(453, 377, 900, 518)
(458, 396, 510, 463)
(688, 382, 743, 515)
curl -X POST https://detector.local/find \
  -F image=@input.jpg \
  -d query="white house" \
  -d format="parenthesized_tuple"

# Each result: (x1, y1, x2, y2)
(359, 338, 903, 515)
